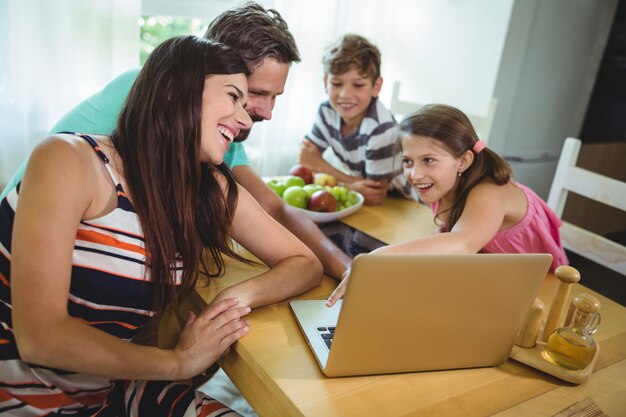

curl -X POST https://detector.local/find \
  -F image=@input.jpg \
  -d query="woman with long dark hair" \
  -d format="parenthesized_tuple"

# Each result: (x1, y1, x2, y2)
(1, 35, 321, 416)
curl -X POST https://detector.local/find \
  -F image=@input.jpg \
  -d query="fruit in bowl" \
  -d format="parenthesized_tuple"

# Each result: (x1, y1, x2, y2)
(308, 190, 336, 213)
(282, 186, 309, 209)
(297, 190, 364, 223)
(303, 184, 324, 197)
(266, 178, 287, 197)
(263, 170, 363, 222)
(313, 172, 337, 187)
(288, 164, 314, 184)
(283, 175, 306, 188)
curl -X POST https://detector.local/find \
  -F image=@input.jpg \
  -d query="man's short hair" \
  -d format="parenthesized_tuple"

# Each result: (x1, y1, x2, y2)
(322, 34, 381, 80)
(205, 1, 301, 71)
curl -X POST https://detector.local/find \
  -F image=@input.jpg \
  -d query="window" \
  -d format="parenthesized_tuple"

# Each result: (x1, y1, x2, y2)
(138, 16, 209, 64)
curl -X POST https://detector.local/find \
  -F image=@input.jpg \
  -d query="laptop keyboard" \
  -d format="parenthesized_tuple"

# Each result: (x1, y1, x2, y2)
(317, 326, 336, 349)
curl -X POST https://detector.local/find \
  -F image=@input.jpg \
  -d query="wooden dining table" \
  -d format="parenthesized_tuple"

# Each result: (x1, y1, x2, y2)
(191, 196, 626, 417)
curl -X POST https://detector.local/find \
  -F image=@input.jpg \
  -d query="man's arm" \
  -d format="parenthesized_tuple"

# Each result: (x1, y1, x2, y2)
(232, 165, 351, 280)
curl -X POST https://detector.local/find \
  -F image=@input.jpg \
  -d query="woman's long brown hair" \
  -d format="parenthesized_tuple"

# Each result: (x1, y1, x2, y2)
(399, 104, 512, 232)
(112, 36, 251, 310)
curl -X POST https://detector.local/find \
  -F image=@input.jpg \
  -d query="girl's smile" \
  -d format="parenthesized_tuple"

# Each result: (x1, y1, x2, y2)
(401, 135, 469, 205)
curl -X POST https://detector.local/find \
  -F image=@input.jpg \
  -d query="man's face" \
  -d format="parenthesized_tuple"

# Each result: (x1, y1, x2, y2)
(235, 57, 290, 141)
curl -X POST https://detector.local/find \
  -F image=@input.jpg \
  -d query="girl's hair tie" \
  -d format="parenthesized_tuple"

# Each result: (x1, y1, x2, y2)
(472, 140, 486, 154)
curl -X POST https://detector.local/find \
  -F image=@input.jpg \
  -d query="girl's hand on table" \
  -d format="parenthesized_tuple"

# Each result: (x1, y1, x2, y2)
(326, 268, 351, 307)
(172, 297, 250, 380)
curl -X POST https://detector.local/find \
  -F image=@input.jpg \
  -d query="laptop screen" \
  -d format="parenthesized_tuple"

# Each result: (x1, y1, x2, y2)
(319, 221, 386, 258)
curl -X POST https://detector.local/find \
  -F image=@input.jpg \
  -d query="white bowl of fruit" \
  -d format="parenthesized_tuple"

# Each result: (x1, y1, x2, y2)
(264, 165, 364, 224)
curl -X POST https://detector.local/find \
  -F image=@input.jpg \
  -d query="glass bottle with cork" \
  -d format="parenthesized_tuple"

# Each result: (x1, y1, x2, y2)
(547, 293, 601, 370)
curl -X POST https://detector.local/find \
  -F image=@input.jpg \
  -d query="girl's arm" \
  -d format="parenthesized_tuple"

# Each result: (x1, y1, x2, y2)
(327, 181, 510, 307)
(376, 181, 509, 254)
(11, 137, 248, 381)
(216, 182, 324, 308)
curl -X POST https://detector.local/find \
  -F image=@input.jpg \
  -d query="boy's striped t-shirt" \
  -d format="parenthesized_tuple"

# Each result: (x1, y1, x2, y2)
(305, 98, 415, 199)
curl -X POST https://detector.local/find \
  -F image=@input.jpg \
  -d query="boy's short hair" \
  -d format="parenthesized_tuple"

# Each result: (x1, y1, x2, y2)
(204, 1, 301, 71)
(322, 34, 381, 80)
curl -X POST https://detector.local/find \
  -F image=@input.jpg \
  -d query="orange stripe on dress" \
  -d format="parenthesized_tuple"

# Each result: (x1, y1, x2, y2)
(0, 272, 9, 288)
(168, 386, 192, 417)
(198, 399, 229, 416)
(0, 388, 15, 402)
(74, 390, 111, 406)
(4, 389, 110, 410)
(11, 391, 76, 410)
(76, 229, 146, 256)
(0, 339, 11, 345)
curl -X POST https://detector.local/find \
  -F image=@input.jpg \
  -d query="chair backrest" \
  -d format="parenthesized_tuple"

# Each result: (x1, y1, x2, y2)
(390, 81, 498, 144)
(547, 137, 626, 276)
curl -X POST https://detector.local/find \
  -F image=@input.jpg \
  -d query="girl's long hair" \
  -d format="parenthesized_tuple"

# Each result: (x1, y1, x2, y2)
(399, 104, 512, 232)
(112, 35, 251, 310)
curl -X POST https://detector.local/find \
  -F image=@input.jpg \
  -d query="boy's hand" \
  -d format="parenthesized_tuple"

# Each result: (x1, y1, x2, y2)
(349, 179, 388, 205)
(299, 140, 324, 171)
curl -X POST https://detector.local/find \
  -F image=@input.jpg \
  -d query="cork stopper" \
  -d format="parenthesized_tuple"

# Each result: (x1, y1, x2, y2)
(572, 293, 601, 314)
(554, 265, 581, 284)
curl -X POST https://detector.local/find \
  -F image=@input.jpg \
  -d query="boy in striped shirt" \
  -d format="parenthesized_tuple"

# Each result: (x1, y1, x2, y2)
(300, 34, 415, 205)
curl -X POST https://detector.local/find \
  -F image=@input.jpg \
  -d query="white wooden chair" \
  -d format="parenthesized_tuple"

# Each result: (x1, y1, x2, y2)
(547, 137, 626, 276)
(390, 80, 498, 144)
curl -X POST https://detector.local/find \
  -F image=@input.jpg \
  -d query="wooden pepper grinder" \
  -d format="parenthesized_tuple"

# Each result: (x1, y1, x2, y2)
(515, 297, 545, 348)
(542, 266, 581, 342)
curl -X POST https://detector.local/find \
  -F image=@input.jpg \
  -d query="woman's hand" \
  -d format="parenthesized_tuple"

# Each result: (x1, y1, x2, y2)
(326, 268, 351, 307)
(172, 297, 250, 380)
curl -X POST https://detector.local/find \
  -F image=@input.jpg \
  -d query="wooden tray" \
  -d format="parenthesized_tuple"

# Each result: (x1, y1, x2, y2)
(510, 341, 598, 384)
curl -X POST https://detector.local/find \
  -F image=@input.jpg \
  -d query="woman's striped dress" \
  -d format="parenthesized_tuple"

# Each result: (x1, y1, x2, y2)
(0, 134, 237, 416)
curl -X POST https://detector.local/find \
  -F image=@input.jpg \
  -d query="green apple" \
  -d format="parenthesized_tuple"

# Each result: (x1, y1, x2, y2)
(265, 179, 287, 197)
(282, 186, 309, 209)
(283, 175, 306, 188)
(303, 184, 324, 197)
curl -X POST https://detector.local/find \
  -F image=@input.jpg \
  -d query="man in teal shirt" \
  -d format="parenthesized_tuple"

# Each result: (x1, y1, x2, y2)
(2, 3, 350, 279)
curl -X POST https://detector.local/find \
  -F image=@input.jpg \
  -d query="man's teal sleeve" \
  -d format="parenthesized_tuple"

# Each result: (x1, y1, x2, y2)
(1, 69, 250, 199)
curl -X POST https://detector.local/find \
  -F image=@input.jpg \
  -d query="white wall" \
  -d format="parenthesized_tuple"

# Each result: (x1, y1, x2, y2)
(490, 0, 618, 198)
(1, 0, 617, 192)
(0, 0, 140, 186)
(246, 0, 515, 176)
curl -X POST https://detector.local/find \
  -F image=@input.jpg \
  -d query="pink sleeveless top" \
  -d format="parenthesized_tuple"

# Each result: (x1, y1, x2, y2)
(431, 181, 568, 271)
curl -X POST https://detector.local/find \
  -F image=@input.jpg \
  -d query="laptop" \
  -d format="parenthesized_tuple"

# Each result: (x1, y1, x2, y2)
(289, 253, 552, 377)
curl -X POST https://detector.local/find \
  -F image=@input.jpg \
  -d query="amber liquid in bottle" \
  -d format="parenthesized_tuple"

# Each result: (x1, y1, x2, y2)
(547, 294, 600, 370)
(547, 328, 596, 370)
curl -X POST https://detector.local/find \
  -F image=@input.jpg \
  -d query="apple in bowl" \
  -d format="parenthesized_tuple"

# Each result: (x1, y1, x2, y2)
(288, 164, 314, 184)
(308, 190, 336, 213)
(313, 172, 337, 187)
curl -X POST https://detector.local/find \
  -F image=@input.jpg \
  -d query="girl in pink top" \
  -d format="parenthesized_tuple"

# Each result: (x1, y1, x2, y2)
(328, 103, 567, 306)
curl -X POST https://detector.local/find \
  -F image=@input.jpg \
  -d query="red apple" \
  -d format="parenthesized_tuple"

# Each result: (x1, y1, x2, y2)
(289, 164, 314, 184)
(308, 190, 337, 212)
